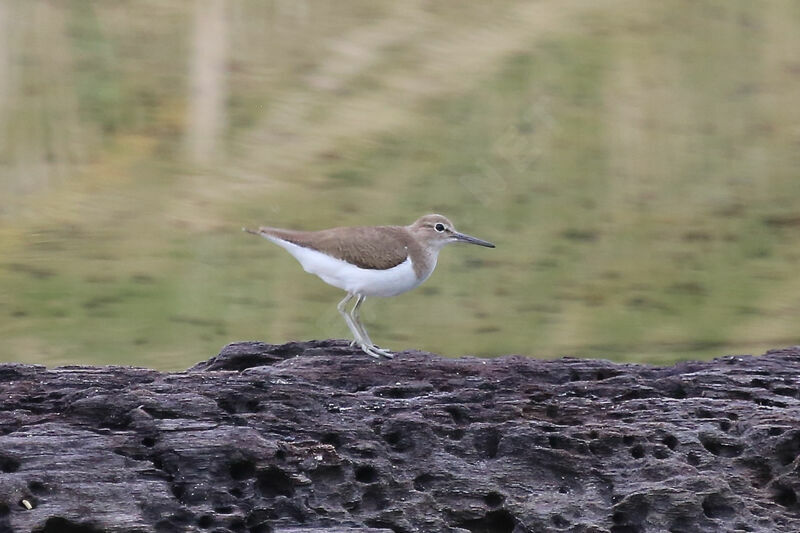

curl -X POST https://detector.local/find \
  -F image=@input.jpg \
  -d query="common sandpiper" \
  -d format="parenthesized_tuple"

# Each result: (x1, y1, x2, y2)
(244, 214, 495, 359)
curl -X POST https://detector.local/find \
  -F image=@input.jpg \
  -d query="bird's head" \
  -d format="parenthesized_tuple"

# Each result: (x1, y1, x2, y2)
(409, 214, 495, 251)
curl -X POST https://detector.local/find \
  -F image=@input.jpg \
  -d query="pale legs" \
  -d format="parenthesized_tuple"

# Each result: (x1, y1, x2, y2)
(352, 295, 392, 358)
(337, 293, 393, 359)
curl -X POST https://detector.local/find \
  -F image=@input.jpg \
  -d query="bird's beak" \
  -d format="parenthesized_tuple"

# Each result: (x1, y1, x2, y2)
(452, 231, 495, 248)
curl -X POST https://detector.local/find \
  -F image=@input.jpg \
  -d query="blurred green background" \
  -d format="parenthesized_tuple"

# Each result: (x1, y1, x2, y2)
(1, 0, 799, 370)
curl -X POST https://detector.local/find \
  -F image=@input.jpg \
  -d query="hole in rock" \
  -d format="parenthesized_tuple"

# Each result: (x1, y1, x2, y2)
(228, 516, 246, 531)
(773, 485, 798, 508)
(773, 386, 797, 397)
(229, 458, 256, 480)
(170, 483, 186, 502)
(33, 517, 105, 533)
(216, 398, 236, 414)
(139, 406, 179, 421)
(216, 393, 260, 414)
(699, 435, 742, 457)
(246, 509, 273, 533)
(630, 444, 645, 459)
(0, 503, 8, 516)
(197, 514, 213, 528)
(622, 436, 635, 446)
(549, 435, 571, 450)
(448, 428, 466, 440)
(365, 519, 409, 533)
(382, 429, 414, 452)
(376, 385, 429, 399)
(755, 397, 786, 408)
(320, 432, 342, 448)
(27, 481, 47, 494)
(667, 384, 687, 399)
(310, 464, 344, 484)
(702, 493, 735, 519)
(273, 499, 305, 523)
(362, 487, 389, 512)
(613, 493, 649, 525)
(474, 429, 501, 459)
(610, 526, 641, 533)
(589, 440, 611, 457)
(744, 457, 772, 489)
(0, 455, 19, 473)
(545, 404, 559, 418)
(343, 499, 360, 512)
(414, 473, 436, 491)
(775, 432, 800, 466)
(772, 387, 797, 398)
(663, 435, 678, 450)
(354, 465, 379, 483)
(256, 466, 295, 498)
(552, 514, 570, 527)
(653, 447, 670, 459)
(445, 406, 470, 425)
(142, 436, 156, 447)
(595, 369, 620, 381)
(456, 509, 516, 533)
(484, 492, 505, 507)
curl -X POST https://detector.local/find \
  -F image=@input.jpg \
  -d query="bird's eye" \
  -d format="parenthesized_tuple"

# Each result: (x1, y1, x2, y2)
(434, 223, 446, 232)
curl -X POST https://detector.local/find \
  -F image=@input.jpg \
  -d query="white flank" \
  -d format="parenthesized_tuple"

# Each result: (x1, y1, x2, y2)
(264, 235, 433, 297)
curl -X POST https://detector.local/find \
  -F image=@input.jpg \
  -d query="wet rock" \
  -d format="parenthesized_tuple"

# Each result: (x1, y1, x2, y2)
(0, 340, 799, 532)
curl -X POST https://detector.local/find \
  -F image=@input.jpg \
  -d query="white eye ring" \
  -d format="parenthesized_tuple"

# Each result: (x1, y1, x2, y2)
(434, 223, 446, 232)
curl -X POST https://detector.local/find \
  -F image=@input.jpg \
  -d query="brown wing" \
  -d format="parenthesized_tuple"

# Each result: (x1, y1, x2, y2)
(262, 225, 411, 270)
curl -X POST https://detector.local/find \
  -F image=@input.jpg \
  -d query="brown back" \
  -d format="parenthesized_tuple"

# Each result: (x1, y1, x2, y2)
(262, 225, 424, 272)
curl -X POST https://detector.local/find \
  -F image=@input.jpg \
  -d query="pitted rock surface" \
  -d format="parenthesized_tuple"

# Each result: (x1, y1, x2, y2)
(0, 340, 799, 532)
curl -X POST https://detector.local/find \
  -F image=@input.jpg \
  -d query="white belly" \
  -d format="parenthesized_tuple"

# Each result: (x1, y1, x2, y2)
(266, 236, 430, 297)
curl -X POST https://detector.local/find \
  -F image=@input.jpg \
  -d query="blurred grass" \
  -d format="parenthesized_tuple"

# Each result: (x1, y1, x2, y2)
(1, 0, 799, 369)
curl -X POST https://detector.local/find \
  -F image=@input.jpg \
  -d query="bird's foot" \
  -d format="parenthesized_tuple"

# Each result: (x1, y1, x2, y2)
(359, 343, 394, 359)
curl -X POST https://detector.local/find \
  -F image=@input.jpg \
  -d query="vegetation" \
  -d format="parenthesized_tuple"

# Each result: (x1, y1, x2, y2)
(1, 0, 799, 369)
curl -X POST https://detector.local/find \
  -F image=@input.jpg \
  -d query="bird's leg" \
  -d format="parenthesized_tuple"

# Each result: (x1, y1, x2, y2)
(350, 295, 374, 346)
(337, 293, 365, 347)
(350, 295, 393, 359)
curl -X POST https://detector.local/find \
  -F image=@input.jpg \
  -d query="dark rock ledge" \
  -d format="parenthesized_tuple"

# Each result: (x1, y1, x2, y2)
(1, 341, 800, 533)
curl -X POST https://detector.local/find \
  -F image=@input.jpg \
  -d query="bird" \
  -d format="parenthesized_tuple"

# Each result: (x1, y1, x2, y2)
(244, 214, 495, 359)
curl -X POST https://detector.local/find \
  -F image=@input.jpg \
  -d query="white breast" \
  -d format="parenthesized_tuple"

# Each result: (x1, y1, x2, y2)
(265, 236, 431, 297)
